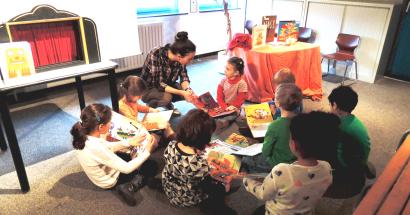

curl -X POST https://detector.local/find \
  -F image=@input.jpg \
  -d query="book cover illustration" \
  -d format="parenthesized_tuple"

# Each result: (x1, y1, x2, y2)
(109, 112, 149, 158)
(251, 25, 267, 48)
(277, 21, 299, 43)
(206, 150, 241, 191)
(141, 110, 173, 131)
(245, 103, 273, 138)
(225, 133, 249, 149)
(0, 42, 35, 83)
(193, 92, 236, 118)
(262, 15, 277, 42)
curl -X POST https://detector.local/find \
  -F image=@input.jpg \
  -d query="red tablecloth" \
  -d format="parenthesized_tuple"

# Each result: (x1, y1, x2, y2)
(230, 42, 323, 102)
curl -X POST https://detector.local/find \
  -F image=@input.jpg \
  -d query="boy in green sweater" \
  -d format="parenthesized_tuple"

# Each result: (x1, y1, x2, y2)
(326, 85, 371, 197)
(262, 83, 303, 167)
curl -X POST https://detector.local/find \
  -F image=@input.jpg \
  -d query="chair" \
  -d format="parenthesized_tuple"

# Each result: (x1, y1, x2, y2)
(298, 27, 312, 42)
(322, 33, 360, 85)
(244, 20, 256, 34)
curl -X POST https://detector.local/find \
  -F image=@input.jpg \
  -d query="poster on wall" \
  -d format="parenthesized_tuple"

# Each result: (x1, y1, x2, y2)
(262, 15, 277, 42)
(277, 21, 299, 42)
(251, 25, 267, 48)
(0, 41, 36, 83)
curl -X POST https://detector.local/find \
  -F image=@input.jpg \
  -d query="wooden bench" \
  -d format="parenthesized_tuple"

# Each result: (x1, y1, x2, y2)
(354, 134, 410, 215)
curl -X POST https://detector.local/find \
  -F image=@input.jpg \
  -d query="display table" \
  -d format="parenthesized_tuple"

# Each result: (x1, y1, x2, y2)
(0, 61, 118, 192)
(230, 42, 323, 102)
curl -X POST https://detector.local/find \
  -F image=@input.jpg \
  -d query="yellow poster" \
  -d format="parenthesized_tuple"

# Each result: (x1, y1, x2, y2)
(0, 42, 35, 82)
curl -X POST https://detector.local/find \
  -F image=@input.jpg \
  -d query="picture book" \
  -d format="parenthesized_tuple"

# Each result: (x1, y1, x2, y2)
(141, 110, 173, 131)
(193, 92, 236, 118)
(109, 112, 149, 158)
(206, 150, 241, 191)
(251, 25, 267, 48)
(277, 21, 299, 42)
(0, 42, 35, 83)
(244, 103, 273, 138)
(225, 133, 249, 149)
(262, 15, 277, 42)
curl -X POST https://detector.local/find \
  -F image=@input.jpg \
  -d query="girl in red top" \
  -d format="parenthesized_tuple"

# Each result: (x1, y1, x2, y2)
(217, 57, 248, 111)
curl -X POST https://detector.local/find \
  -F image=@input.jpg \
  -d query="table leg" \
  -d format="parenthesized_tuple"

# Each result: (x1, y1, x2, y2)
(0, 93, 30, 192)
(75, 76, 85, 110)
(107, 69, 119, 112)
(0, 120, 8, 151)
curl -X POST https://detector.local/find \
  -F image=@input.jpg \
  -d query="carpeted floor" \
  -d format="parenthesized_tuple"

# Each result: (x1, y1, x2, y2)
(0, 55, 409, 215)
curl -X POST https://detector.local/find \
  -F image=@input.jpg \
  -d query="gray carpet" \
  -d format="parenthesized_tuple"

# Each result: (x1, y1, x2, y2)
(0, 103, 77, 175)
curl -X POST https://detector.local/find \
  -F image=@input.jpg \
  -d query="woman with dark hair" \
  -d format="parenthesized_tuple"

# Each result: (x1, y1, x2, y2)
(140, 31, 197, 116)
(162, 109, 236, 214)
(70, 104, 158, 206)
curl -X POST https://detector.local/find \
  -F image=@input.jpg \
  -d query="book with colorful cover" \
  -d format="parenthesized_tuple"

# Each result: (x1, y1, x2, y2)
(141, 110, 173, 131)
(251, 25, 267, 48)
(245, 103, 273, 138)
(0, 41, 36, 83)
(262, 15, 277, 42)
(193, 92, 236, 118)
(225, 133, 249, 149)
(206, 149, 241, 191)
(277, 21, 299, 42)
(109, 112, 149, 158)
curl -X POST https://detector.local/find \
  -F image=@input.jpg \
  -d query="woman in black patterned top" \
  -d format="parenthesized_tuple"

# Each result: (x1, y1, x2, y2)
(162, 109, 236, 215)
(140, 31, 196, 116)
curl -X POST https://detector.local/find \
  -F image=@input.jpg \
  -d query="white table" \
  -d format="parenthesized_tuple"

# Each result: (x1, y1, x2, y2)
(0, 61, 118, 192)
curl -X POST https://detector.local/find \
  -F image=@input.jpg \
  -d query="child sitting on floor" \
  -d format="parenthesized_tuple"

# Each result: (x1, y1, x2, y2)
(243, 111, 337, 215)
(216, 56, 248, 129)
(71, 103, 158, 206)
(269, 68, 303, 119)
(118, 75, 175, 144)
(242, 83, 303, 173)
(162, 109, 236, 215)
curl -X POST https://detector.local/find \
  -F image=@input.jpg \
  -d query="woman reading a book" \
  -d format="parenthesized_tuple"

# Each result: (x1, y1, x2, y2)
(140, 31, 197, 116)
(71, 103, 158, 206)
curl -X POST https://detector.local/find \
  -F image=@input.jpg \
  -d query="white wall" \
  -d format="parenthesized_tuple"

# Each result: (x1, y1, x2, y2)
(0, 1, 141, 60)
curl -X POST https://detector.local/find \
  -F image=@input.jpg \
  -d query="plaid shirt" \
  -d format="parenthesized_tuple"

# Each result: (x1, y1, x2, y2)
(140, 44, 190, 91)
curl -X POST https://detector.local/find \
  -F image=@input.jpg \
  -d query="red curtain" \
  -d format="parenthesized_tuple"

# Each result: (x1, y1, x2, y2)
(10, 21, 82, 68)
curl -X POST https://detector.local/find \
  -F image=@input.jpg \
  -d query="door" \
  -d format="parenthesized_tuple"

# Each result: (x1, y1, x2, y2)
(388, 1, 410, 81)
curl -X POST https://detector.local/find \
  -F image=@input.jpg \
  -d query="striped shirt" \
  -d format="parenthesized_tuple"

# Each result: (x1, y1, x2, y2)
(140, 44, 190, 91)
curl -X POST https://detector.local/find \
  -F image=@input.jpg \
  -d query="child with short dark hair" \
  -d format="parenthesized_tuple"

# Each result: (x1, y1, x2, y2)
(244, 111, 336, 215)
(162, 109, 236, 215)
(71, 103, 158, 206)
(327, 85, 371, 196)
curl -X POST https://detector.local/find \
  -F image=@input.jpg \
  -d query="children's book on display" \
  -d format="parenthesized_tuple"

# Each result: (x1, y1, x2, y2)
(108, 112, 150, 158)
(141, 110, 173, 131)
(245, 103, 274, 138)
(193, 92, 236, 118)
(277, 20, 299, 43)
(262, 15, 277, 42)
(0, 42, 36, 84)
(251, 25, 267, 48)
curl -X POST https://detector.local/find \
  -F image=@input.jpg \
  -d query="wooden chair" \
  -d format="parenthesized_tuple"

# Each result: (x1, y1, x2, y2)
(298, 27, 312, 42)
(322, 33, 360, 85)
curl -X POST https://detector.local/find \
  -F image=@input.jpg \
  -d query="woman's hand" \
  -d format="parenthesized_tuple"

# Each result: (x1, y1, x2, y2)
(128, 133, 147, 147)
(181, 90, 195, 103)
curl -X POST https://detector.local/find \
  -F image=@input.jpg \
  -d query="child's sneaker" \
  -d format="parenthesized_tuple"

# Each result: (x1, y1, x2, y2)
(116, 183, 137, 206)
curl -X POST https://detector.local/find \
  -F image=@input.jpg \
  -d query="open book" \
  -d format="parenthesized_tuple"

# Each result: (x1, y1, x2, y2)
(108, 112, 150, 158)
(193, 92, 236, 118)
(245, 103, 274, 138)
(141, 110, 173, 131)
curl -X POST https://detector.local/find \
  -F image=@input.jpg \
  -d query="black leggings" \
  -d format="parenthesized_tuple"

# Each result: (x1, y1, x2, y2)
(116, 152, 158, 186)
(199, 177, 237, 215)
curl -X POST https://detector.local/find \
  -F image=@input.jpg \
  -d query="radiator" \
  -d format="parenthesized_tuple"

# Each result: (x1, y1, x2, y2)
(114, 22, 164, 72)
